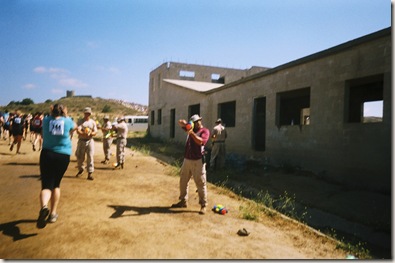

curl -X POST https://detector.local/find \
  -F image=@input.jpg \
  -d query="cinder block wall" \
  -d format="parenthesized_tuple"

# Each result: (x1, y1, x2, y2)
(208, 33, 391, 191)
(148, 29, 391, 192)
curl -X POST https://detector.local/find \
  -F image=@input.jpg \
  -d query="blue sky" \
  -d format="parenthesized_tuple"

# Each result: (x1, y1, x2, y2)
(0, 0, 391, 111)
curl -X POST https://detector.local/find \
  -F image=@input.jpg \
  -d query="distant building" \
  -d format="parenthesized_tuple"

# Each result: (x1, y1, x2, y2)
(66, 90, 75, 97)
(148, 27, 391, 192)
(65, 90, 92, 99)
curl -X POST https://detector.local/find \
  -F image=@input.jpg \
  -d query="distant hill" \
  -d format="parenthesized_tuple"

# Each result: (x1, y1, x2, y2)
(0, 97, 148, 121)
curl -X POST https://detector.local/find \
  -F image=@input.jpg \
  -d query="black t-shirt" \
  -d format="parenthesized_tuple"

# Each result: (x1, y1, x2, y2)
(11, 116, 25, 135)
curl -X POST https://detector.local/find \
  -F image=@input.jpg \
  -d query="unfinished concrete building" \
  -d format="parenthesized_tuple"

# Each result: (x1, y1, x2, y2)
(148, 27, 391, 192)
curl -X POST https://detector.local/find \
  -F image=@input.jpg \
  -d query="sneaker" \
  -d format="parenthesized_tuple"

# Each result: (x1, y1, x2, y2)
(101, 160, 109, 164)
(113, 163, 123, 170)
(75, 170, 84, 177)
(199, 206, 207, 215)
(87, 173, 94, 180)
(171, 201, 187, 208)
(48, 213, 58, 223)
(37, 206, 50, 229)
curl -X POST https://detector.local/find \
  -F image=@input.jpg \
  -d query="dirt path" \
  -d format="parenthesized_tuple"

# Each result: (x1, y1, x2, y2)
(0, 136, 348, 259)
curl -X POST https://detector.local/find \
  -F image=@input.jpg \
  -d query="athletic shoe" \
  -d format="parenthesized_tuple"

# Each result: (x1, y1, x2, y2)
(36, 206, 50, 229)
(199, 206, 207, 215)
(171, 201, 187, 208)
(113, 163, 123, 170)
(101, 160, 109, 164)
(48, 213, 58, 223)
(75, 170, 84, 177)
(87, 173, 94, 180)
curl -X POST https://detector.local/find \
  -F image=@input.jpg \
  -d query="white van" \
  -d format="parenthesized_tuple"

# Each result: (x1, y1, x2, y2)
(123, 115, 148, 132)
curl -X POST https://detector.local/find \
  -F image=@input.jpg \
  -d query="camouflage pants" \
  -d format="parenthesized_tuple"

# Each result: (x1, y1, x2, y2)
(116, 138, 127, 164)
(102, 137, 113, 161)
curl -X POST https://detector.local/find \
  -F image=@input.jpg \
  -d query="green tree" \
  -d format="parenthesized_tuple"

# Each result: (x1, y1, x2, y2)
(102, 104, 112, 113)
(21, 98, 34, 105)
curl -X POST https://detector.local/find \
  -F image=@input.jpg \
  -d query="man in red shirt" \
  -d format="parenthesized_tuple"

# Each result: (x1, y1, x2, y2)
(171, 114, 210, 214)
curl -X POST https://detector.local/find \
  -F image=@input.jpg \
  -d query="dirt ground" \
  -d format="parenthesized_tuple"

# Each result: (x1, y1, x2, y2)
(0, 135, 356, 259)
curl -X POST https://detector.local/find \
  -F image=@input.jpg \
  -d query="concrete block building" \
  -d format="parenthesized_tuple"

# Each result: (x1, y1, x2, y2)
(148, 27, 391, 192)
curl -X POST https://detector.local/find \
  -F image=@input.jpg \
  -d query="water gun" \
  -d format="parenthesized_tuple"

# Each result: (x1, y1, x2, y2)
(212, 204, 228, 215)
(105, 131, 112, 138)
(185, 121, 194, 131)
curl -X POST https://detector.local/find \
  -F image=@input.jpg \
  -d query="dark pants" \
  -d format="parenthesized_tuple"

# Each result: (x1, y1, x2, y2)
(40, 149, 70, 190)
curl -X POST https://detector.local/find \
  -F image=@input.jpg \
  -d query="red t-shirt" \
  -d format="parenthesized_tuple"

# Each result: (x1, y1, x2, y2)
(184, 127, 210, 160)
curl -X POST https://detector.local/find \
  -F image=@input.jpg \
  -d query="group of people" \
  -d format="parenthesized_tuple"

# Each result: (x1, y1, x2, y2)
(1, 104, 129, 229)
(3, 103, 227, 226)
(74, 107, 128, 181)
(0, 110, 45, 154)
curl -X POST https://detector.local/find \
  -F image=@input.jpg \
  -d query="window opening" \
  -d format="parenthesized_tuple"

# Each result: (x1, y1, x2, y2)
(276, 87, 310, 126)
(345, 75, 383, 123)
(157, 109, 162, 125)
(180, 70, 195, 80)
(218, 101, 236, 127)
(150, 110, 155, 125)
(363, 101, 383, 123)
(170, 109, 176, 138)
(211, 73, 224, 83)
(253, 97, 266, 151)
(188, 104, 200, 118)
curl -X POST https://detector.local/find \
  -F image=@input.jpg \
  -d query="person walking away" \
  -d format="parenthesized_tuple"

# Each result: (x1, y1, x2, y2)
(0, 113, 3, 139)
(75, 107, 97, 180)
(171, 114, 210, 214)
(112, 116, 128, 169)
(100, 115, 113, 164)
(32, 112, 44, 151)
(3, 110, 11, 144)
(210, 118, 227, 170)
(29, 113, 36, 142)
(9, 111, 25, 154)
(23, 113, 32, 140)
(37, 104, 76, 228)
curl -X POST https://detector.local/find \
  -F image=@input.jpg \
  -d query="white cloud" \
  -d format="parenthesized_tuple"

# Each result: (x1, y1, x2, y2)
(48, 67, 69, 74)
(51, 88, 64, 94)
(95, 66, 121, 74)
(59, 78, 88, 88)
(50, 72, 69, 80)
(33, 66, 88, 88)
(33, 67, 47, 73)
(23, 83, 36, 90)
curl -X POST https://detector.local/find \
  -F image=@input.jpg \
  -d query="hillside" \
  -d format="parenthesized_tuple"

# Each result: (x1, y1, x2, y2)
(0, 97, 148, 120)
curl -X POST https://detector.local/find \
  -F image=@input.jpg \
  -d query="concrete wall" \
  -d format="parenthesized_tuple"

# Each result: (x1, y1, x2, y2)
(148, 28, 391, 192)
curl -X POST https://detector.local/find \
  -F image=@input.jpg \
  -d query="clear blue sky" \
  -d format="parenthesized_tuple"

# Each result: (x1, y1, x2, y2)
(0, 0, 391, 108)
